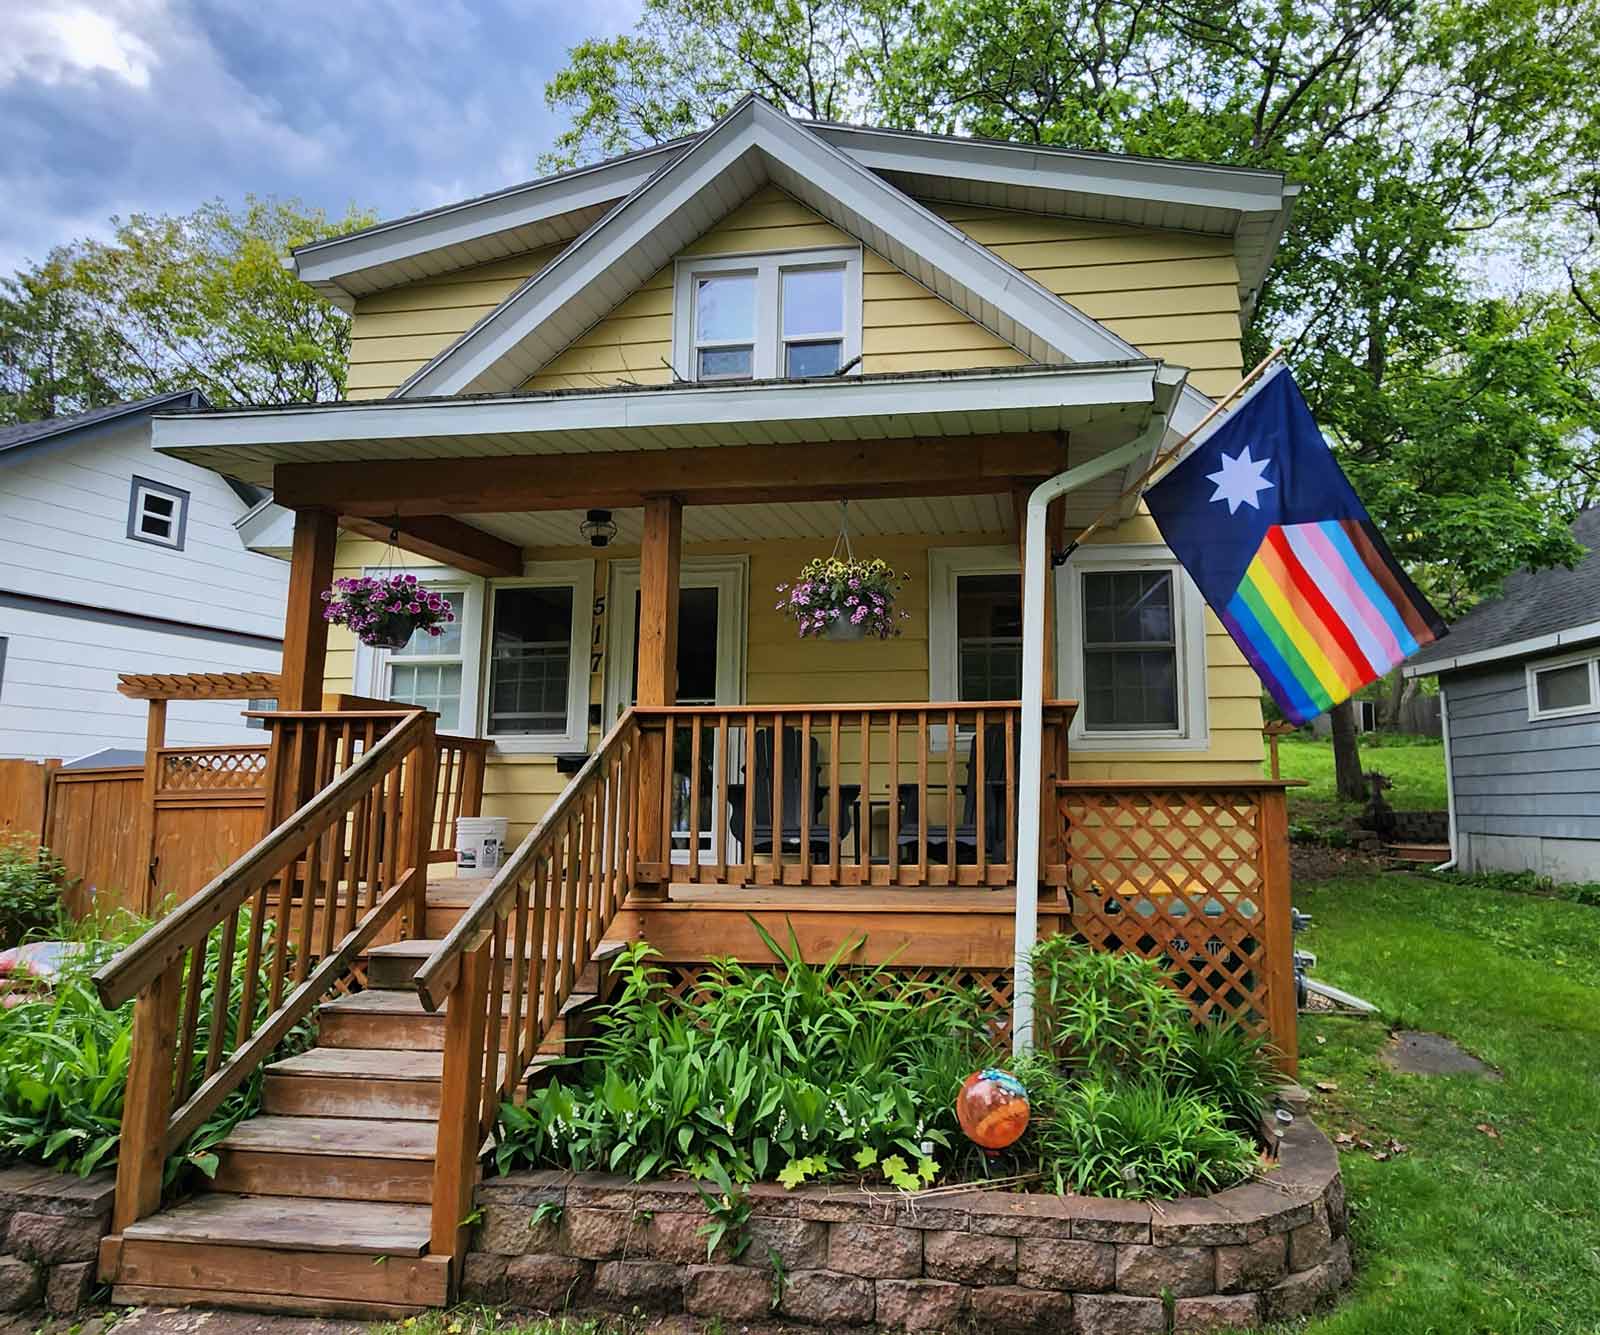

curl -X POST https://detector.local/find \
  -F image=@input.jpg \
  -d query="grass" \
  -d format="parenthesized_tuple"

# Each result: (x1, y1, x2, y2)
(375, 1310, 623, 1334)
(1293, 871, 1600, 1333)
(1268, 732, 1447, 840)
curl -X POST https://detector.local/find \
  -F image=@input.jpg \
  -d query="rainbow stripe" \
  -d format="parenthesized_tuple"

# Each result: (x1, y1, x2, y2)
(1222, 520, 1436, 724)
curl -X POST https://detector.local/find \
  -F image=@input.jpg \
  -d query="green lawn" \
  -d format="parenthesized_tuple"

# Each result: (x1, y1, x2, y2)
(1293, 873, 1600, 1334)
(1270, 734, 1447, 810)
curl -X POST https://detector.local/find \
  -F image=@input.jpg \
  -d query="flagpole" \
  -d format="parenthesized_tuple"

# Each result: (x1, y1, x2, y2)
(1060, 345, 1286, 559)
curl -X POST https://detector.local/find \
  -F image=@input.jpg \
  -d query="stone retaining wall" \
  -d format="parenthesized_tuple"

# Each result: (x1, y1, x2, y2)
(0, 1165, 115, 1314)
(466, 1112, 1349, 1333)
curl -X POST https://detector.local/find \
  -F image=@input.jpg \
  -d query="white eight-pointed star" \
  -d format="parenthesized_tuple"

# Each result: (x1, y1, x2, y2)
(1206, 446, 1275, 515)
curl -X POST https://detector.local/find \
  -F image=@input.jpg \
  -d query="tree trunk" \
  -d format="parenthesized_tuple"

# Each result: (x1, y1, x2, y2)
(1329, 698, 1366, 801)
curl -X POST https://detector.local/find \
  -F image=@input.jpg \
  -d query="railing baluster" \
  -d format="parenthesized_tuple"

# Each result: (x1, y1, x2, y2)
(799, 712, 812, 886)
(173, 941, 205, 1100)
(482, 913, 508, 1114)
(888, 709, 900, 885)
(857, 711, 871, 883)
(562, 814, 582, 995)
(660, 715, 676, 882)
(687, 714, 702, 882)
(975, 709, 988, 884)
(1005, 706, 1017, 873)
(946, 708, 957, 884)
(203, 910, 238, 1079)
(505, 879, 529, 1087)
(742, 713, 756, 882)
(769, 712, 784, 886)
(828, 712, 841, 886)
(917, 711, 929, 876)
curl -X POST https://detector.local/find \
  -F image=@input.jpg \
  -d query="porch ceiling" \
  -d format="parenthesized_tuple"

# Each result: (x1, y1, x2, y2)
(472, 486, 1128, 549)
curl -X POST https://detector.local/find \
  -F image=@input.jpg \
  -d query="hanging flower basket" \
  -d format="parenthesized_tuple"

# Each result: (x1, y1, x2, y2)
(321, 573, 455, 649)
(776, 556, 909, 640)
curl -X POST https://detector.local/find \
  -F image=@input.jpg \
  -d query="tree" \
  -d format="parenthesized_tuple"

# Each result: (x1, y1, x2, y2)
(0, 197, 375, 424)
(545, 0, 1600, 799)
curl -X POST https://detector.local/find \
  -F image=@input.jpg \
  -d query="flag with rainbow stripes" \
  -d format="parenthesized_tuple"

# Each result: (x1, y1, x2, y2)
(1144, 366, 1445, 725)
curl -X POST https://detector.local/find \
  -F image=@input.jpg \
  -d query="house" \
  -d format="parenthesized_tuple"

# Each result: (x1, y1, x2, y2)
(1403, 506, 1600, 882)
(95, 100, 1306, 1312)
(0, 392, 288, 762)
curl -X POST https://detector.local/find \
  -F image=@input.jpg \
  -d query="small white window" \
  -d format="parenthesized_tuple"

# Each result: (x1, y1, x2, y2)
(674, 248, 862, 383)
(1527, 651, 1599, 721)
(929, 547, 1023, 705)
(128, 476, 189, 549)
(1056, 545, 1210, 750)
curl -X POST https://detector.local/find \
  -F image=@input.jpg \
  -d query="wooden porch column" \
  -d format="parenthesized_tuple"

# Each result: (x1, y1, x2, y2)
(278, 508, 338, 711)
(136, 699, 167, 915)
(634, 496, 682, 900)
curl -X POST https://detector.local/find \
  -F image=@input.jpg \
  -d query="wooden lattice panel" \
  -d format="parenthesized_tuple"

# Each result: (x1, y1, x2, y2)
(1058, 784, 1288, 1039)
(158, 747, 270, 793)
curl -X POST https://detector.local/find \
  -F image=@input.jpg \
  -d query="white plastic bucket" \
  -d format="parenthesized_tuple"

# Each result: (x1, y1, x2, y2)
(456, 816, 509, 875)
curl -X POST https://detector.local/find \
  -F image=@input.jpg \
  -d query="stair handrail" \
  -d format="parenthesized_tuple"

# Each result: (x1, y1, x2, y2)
(424, 708, 641, 1273)
(413, 708, 639, 1012)
(98, 707, 437, 1234)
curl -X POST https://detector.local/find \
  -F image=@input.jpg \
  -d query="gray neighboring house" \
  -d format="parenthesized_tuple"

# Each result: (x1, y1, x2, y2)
(1404, 507, 1600, 881)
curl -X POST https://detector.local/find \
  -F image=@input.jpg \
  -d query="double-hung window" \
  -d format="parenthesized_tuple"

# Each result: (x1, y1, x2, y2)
(1527, 651, 1600, 721)
(388, 591, 469, 729)
(929, 548, 1024, 705)
(483, 562, 594, 753)
(1057, 545, 1209, 749)
(675, 248, 862, 383)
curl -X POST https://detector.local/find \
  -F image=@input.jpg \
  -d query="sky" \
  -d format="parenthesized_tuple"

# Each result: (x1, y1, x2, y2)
(0, 0, 644, 274)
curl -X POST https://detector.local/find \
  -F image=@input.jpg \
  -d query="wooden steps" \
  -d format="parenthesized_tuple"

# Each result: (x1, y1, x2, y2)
(110, 1194, 447, 1315)
(99, 882, 625, 1317)
(1386, 841, 1450, 866)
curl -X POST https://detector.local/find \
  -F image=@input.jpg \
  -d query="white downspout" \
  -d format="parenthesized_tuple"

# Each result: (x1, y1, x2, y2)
(1433, 684, 1458, 872)
(1012, 410, 1174, 1056)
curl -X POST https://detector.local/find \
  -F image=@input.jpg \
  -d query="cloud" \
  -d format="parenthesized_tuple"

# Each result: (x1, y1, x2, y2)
(0, 0, 644, 272)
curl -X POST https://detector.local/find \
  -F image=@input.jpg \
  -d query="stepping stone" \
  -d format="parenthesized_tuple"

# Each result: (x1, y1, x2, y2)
(1381, 1029, 1499, 1079)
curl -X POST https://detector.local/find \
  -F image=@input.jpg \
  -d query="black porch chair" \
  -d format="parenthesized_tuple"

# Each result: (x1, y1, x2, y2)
(894, 723, 1014, 865)
(726, 727, 860, 862)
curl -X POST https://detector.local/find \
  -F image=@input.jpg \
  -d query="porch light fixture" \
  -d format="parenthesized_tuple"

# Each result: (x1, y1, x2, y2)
(579, 509, 618, 548)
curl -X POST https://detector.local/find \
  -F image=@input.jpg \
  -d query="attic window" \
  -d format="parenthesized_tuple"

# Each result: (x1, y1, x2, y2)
(675, 248, 861, 383)
(127, 476, 189, 550)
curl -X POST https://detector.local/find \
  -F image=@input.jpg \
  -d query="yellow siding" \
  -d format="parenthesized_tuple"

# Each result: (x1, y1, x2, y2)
(345, 247, 565, 399)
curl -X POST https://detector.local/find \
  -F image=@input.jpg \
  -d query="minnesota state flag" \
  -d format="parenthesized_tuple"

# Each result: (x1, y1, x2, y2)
(1144, 366, 1445, 725)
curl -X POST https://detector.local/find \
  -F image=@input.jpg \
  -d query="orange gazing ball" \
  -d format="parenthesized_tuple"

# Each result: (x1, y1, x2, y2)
(956, 1068, 1030, 1150)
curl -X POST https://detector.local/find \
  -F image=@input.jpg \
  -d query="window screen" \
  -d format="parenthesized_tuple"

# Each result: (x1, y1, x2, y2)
(487, 586, 575, 736)
(1082, 570, 1180, 731)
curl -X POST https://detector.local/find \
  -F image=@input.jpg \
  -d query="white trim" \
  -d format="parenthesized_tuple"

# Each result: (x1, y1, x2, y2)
(353, 566, 485, 734)
(928, 546, 1026, 707)
(602, 556, 748, 722)
(1405, 618, 1600, 678)
(480, 559, 595, 754)
(670, 247, 863, 382)
(391, 97, 1213, 404)
(1055, 542, 1210, 751)
(289, 142, 689, 306)
(1525, 647, 1600, 722)
(150, 361, 1164, 461)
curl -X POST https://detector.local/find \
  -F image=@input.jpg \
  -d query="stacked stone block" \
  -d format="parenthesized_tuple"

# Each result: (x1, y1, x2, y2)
(0, 1166, 115, 1315)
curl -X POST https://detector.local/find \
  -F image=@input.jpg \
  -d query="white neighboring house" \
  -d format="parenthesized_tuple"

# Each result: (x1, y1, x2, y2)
(0, 392, 289, 762)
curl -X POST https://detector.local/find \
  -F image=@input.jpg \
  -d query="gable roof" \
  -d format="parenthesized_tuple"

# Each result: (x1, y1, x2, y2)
(0, 391, 209, 465)
(291, 104, 1298, 329)
(390, 98, 1222, 438)
(1404, 507, 1600, 676)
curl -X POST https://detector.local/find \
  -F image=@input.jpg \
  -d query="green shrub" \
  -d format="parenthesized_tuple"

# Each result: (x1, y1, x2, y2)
(0, 907, 310, 1180)
(1030, 934, 1190, 1081)
(1017, 1060, 1259, 1199)
(495, 923, 998, 1187)
(1169, 1019, 1276, 1134)
(0, 836, 71, 949)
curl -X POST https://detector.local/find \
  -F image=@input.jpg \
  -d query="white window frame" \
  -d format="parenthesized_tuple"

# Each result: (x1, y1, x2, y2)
(352, 566, 485, 735)
(1056, 543, 1210, 751)
(929, 546, 1026, 708)
(671, 247, 863, 383)
(602, 557, 748, 723)
(481, 560, 594, 754)
(127, 476, 189, 550)
(1526, 648, 1600, 722)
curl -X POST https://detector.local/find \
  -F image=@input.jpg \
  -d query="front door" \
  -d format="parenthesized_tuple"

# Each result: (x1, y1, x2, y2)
(604, 558, 746, 861)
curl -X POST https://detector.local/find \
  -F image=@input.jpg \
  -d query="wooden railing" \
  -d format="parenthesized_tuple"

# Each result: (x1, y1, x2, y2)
(94, 708, 438, 1234)
(630, 701, 1074, 891)
(1055, 779, 1298, 1073)
(418, 710, 642, 1268)
(154, 745, 270, 794)
(432, 735, 491, 862)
